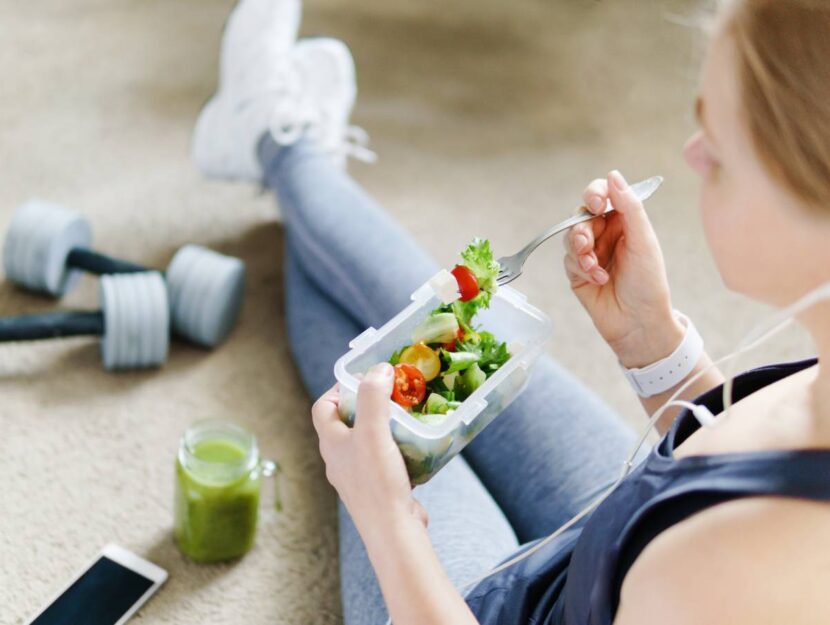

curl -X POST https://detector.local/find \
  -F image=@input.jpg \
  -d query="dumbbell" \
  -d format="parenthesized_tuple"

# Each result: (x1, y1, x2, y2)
(0, 272, 169, 370)
(3, 199, 245, 347)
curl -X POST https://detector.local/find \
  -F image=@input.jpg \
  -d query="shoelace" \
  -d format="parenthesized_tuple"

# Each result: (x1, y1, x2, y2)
(269, 108, 377, 164)
(264, 63, 377, 164)
(337, 125, 378, 163)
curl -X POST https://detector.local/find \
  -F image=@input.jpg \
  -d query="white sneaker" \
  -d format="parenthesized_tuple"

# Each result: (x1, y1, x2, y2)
(218, 0, 301, 91)
(272, 38, 376, 169)
(192, 0, 374, 181)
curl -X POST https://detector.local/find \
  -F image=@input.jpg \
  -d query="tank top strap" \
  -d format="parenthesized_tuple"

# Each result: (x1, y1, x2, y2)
(666, 356, 819, 451)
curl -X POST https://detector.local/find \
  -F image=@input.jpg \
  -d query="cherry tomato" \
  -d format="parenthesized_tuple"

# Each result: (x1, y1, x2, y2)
(391, 364, 427, 408)
(399, 343, 442, 382)
(442, 327, 465, 352)
(451, 265, 480, 302)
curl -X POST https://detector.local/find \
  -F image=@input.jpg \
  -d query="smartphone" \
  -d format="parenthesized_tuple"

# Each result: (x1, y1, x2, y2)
(26, 544, 168, 625)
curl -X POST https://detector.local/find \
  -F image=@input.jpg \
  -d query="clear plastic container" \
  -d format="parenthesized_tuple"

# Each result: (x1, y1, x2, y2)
(334, 275, 553, 485)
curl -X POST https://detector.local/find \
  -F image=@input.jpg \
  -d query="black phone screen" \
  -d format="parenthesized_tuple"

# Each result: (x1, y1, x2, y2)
(31, 556, 155, 625)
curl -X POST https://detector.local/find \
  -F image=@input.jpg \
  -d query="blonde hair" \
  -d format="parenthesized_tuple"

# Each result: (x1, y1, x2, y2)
(721, 0, 830, 213)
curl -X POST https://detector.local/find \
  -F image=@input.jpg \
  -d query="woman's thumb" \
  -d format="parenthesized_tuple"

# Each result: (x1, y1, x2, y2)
(355, 362, 395, 438)
(607, 170, 655, 249)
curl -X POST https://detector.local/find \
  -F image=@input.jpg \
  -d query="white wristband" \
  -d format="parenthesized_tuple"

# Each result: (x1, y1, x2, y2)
(620, 310, 704, 398)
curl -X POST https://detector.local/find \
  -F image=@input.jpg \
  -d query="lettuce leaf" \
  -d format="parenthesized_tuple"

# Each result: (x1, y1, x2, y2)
(411, 312, 459, 344)
(440, 350, 479, 374)
(460, 238, 500, 294)
(458, 330, 510, 377)
(451, 291, 491, 330)
(388, 348, 403, 365)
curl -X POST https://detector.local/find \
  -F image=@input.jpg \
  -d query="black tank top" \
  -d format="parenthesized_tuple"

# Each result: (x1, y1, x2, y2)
(466, 357, 829, 625)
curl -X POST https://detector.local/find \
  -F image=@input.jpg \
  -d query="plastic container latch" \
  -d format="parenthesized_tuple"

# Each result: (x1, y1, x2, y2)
(349, 327, 378, 351)
(459, 397, 488, 425)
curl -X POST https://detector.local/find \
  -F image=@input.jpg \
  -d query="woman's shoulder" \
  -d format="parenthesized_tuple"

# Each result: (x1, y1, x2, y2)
(674, 361, 820, 459)
(614, 496, 830, 625)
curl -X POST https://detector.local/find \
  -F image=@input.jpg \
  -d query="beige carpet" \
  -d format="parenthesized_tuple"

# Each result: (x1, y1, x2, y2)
(0, 0, 815, 623)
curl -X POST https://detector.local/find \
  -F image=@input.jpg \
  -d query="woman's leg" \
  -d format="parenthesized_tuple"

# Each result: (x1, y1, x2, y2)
(261, 137, 439, 331)
(266, 137, 646, 544)
(461, 358, 647, 542)
(284, 246, 518, 624)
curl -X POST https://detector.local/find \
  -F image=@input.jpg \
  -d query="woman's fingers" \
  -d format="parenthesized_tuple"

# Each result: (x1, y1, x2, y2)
(563, 211, 611, 286)
(312, 384, 350, 442)
(411, 499, 429, 528)
(582, 178, 609, 215)
(564, 253, 608, 287)
(355, 363, 395, 442)
(564, 214, 608, 255)
(564, 222, 590, 254)
(564, 254, 590, 287)
(607, 170, 655, 251)
(578, 251, 598, 272)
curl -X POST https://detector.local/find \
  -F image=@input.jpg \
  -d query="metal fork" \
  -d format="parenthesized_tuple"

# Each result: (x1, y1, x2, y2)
(495, 176, 664, 286)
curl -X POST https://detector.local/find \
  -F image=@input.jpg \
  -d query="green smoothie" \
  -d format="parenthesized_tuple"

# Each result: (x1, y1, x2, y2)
(174, 436, 261, 563)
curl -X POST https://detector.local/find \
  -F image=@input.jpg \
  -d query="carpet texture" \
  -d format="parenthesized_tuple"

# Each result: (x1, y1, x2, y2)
(0, 0, 815, 623)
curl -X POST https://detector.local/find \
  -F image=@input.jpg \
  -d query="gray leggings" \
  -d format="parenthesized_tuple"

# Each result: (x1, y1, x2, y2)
(261, 138, 645, 624)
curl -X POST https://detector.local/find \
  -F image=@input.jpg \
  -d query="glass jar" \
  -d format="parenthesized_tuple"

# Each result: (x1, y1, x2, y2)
(173, 419, 277, 563)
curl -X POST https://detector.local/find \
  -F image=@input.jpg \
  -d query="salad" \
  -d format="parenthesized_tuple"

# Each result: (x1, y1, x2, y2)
(384, 238, 511, 423)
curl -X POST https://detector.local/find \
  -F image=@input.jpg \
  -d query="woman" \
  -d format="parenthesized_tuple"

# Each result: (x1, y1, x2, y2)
(192, 0, 830, 622)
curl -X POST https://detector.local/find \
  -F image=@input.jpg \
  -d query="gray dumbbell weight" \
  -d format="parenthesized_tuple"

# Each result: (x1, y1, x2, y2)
(3, 199, 245, 347)
(0, 272, 169, 370)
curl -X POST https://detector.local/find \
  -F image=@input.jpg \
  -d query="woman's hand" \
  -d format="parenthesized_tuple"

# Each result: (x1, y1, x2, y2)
(311, 363, 428, 536)
(563, 170, 685, 368)
(313, 365, 479, 625)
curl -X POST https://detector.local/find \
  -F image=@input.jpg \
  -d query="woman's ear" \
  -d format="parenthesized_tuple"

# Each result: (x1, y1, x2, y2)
(683, 132, 709, 176)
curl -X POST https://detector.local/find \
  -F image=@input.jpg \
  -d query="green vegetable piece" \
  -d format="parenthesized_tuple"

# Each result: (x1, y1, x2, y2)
(425, 392, 450, 415)
(389, 347, 404, 365)
(411, 312, 459, 345)
(474, 331, 511, 375)
(460, 238, 500, 294)
(447, 401, 462, 410)
(458, 363, 486, 396)
(441, 350, 479, 374)
(451, 292, 490, 330)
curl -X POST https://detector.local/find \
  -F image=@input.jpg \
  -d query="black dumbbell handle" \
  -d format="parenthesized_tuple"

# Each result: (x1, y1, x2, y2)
(0, 311, 104, 341)
(66, 248, 146, 275)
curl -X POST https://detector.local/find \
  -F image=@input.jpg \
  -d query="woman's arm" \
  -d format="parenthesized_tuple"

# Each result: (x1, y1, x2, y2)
(311, 365, 477, 625)
(611, 320, 726, 435)
(563, 171, 724, 434)
(362, 514, 478, 625)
